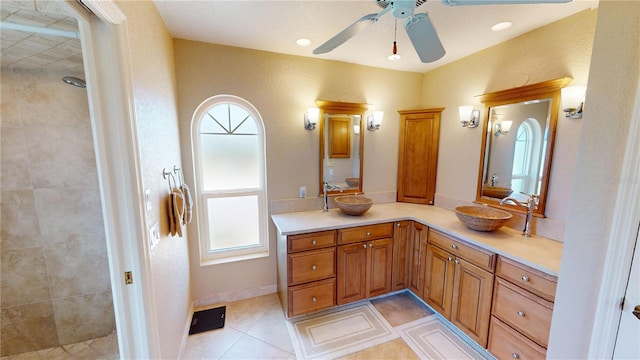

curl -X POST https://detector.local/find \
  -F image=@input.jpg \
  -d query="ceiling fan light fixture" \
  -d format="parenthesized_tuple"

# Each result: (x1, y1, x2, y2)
(296, 38, 311, 46)
(388, 54, 402, 61)
(491, 21, 512, 32)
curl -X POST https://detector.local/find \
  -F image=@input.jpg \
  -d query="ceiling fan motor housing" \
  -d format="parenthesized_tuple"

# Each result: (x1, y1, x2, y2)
(391, 0, 417, 18)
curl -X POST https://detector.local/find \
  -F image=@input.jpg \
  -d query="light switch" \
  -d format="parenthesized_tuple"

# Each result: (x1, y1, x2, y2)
(149, 222, 159, 249)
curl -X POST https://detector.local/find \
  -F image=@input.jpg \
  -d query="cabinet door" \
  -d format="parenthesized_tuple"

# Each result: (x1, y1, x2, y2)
(328, 116, 351, 158)
(424, 244, 455, 318)
(408, 222, 428, 297)
(451, 257, 494, 348)
(337, 243, 367, 305)
(367, 238, 393, 298)
(392, 221, 413, 291)
(397, 110, 441, 204)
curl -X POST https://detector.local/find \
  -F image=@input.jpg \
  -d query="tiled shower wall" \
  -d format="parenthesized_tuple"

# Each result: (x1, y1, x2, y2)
(0, 68, 115, 356)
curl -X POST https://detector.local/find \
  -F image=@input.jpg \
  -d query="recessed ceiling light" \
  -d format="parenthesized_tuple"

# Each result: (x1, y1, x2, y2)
(491, 22, 512, 32)
(388, 54, 401, 61)
(296, 38, 311, 47)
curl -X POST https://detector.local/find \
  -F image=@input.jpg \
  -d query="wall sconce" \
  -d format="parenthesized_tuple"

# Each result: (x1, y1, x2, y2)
(561, 85, 587, 119)
(304, 107, 319, 130)
(459, 105, 479, 128)
(494, 121, 512, 136)
(367, 111, 384, 131)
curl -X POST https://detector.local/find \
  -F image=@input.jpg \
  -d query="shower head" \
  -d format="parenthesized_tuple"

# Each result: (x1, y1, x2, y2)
(62, 76, 86, 88)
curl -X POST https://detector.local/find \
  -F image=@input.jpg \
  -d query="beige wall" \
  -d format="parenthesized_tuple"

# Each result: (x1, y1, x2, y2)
(549, 0, 640, 356)
(421, 9, 598, 240)
(173, 41, 423, 300)
(115, 1, 191, 359)
(0, 69, 114, 356)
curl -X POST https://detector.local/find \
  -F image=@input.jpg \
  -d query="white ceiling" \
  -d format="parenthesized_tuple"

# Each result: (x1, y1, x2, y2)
(153, 0, 598, 74)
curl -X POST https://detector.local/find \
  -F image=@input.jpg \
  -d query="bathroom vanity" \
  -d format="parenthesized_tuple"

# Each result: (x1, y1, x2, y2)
(272, 202, 561, 359)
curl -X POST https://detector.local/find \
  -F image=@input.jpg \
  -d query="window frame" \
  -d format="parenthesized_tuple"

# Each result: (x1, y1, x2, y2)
(191, 95, 268, 265)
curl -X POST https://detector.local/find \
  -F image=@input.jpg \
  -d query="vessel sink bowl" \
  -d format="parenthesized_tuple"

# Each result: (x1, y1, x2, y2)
(481, 186, 513, 199)
(334, 195, 373, 216)
(455, 206, 512, 232)
(345, 177, 360, 188)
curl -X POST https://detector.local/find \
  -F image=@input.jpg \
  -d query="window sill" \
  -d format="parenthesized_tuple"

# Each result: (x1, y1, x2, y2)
(199, 250, 269, 267)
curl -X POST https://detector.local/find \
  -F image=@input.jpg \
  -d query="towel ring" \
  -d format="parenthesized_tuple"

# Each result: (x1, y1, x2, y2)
(173, 165, 185, 186)
(163, 168, 178, 192)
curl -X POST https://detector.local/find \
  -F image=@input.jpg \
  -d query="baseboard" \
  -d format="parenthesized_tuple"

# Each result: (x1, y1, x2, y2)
(177, 301, 195, 359)
(194, 284, 277, 308)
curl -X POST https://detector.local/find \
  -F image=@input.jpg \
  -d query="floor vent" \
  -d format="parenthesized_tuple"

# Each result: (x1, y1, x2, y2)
(189, 306, 226, 335)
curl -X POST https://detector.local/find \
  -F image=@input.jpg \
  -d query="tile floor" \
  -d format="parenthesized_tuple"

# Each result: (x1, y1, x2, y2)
(183, 291, 467, 360)
(0, 331, 118, 360)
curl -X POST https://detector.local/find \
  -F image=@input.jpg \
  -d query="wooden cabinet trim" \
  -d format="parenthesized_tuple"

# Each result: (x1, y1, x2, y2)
(288, 230, 337, 253)
(429, 229, 496, 272)
(338, 223, 394, 245)
(497, 256, 557, 302)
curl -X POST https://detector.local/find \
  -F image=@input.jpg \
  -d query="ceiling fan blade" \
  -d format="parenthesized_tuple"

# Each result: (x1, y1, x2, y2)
(404, 13, 445, 63)
(442, 0, 571, 5)
(313, 13, 379, 55)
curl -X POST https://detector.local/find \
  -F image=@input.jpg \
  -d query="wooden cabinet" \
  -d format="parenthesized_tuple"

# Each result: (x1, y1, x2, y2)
(328, 116, 351, 158)
(392, 221, 412, 291)
(337, 224, 394, 305)
(407, 222, 428, 298)
(424, 229, 496, 347)
(488, 257, 557, 359)
(282, 230, 337, 317)
(397, 108, 443, 204)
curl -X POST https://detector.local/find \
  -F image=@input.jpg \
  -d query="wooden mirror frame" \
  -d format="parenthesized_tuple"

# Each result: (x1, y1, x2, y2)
(317, 100, 367, 196)
(475, 77, 572, 216)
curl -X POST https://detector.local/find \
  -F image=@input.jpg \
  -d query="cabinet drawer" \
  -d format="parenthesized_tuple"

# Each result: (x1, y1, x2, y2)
(338, 223, 394, 245)
(492, 277, 553, 347)
(489, 317, 546, 360)
(288, 230, 336, 253)
(497, 257, 557, 302)
(288, 278, 336, 317)
(288, 248, 336, 285)
(429, 229, 496, 272)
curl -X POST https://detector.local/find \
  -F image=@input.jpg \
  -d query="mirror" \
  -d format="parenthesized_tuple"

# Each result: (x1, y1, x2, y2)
(476, 77, 572, 216)
(317, 100, 367, 195)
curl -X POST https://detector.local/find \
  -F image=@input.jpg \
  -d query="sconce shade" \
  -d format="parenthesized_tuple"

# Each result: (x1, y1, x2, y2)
(494, 120, 513, 136)
(367, 111, 384, 131)
(561, 85, 587, 119)
(459, 105, 479, 128)
(304, 107, 320, 130)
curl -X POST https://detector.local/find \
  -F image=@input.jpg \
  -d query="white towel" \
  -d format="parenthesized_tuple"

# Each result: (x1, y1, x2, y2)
(180, 183, 193, 225)
(172, 187, 186, 237)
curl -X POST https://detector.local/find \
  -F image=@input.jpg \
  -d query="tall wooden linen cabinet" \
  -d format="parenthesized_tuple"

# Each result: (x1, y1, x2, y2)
(397, 108, 444, 204)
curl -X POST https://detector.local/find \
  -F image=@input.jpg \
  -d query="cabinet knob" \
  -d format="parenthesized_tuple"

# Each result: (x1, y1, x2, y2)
(451, 244, 458, 250)
(312, 297, 317, 302)
(396, 223, 401, 227)
(363, 244, 367, 248)
(368, 243, 373, 248)
(517, 310, 526, 317)
(521, 275, 530, 282)
(366, 232, 371, 236)
(447, 257, 453, 262)
(312, 240, 317, 245)
(312, 265, 317, 270)
(512, 353, 520, 359)
(454, 259, 460, 265)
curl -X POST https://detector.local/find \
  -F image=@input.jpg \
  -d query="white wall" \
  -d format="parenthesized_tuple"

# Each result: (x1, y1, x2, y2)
(548, 0, 640, 356)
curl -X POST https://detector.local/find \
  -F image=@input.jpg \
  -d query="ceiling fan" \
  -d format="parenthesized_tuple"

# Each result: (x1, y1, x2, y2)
(313, 0, 573, 63)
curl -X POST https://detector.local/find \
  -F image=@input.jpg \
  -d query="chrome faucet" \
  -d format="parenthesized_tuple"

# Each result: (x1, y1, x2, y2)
(500, 193, 539, 237)
(323, 182, 342, 212)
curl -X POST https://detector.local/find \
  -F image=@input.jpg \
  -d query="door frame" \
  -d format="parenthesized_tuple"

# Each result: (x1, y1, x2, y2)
(69, 0, 160, 358)
(588, 75, 640, 357)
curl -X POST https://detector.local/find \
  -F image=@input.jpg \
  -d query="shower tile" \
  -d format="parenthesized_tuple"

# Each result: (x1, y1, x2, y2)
(0, 71, 21, 127)
(17, 77, 89, 128)
(0, 190, 42, 251)
(44, 237, 111, 299)
(1, 152, 33, 190)
(52, 291, 116, 345)
(34, 187, 104, 246)
(1, 247, 51, 307)
(0, 301, 59, 357)
(0, 125, 27, 156)
(25, 126, 98, 188)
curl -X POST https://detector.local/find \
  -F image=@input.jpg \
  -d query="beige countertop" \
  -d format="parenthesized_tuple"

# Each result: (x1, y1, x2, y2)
(271, 202, 563, 276)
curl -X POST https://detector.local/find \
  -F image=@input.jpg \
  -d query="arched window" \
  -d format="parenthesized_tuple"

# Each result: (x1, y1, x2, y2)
(511, 121, 532, 193)
(191, 95, 268, 264)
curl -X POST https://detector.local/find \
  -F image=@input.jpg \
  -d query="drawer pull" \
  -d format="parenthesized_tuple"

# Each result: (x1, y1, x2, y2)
(397, 223, 401, 227)
(512, 353, 520, 359)
(312, 296, 317, 302)
(517, 310, 526, 317)
(312, 265, 317, 270)
(454, 259, 460, 265)
(312, 240, 317, 245)
(451, 244, 458, 250)
(368, 243, 373, 248)
(447, 257, 453, 262)
(521, 275, 530, 282)
(366, 232, 371, 236)
(363, 244, 367, 249)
